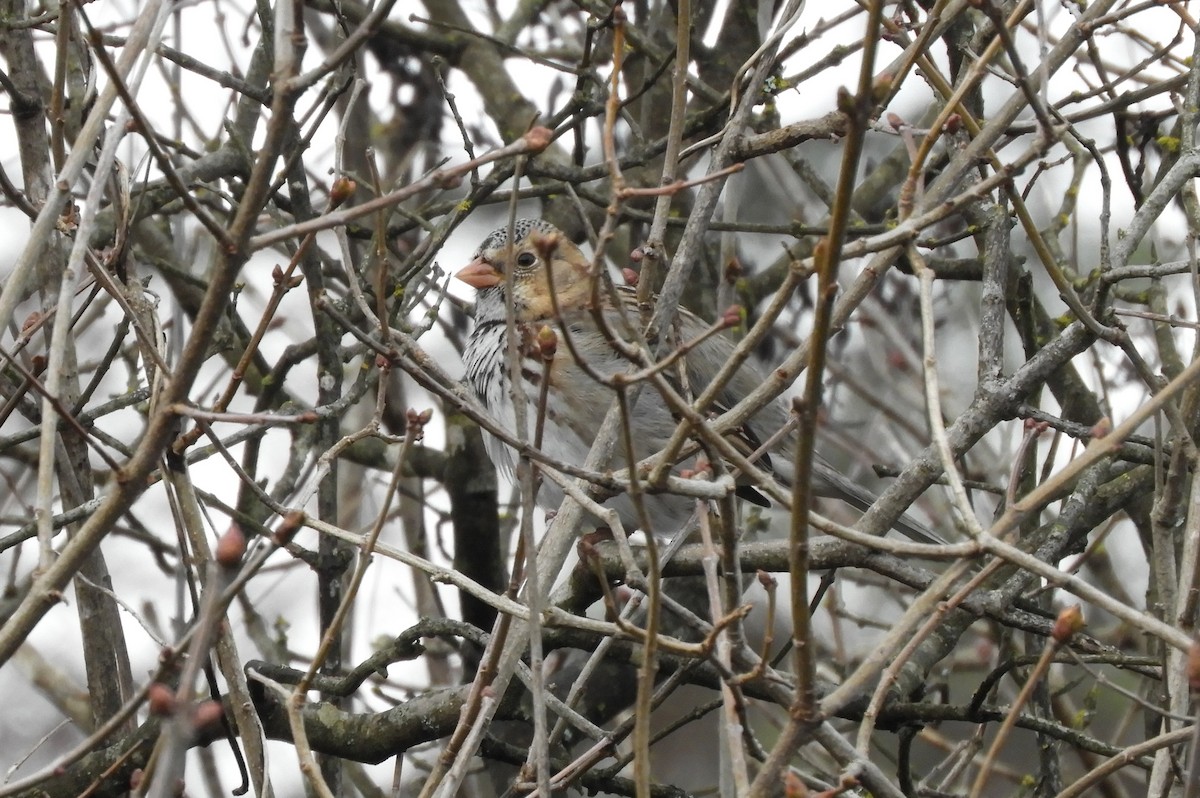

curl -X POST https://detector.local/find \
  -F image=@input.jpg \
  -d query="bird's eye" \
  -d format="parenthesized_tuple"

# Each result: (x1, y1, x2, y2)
(515, 252, 537, 268)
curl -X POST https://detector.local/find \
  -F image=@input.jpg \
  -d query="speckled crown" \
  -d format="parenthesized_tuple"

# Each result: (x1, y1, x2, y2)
(475, 218, 559, 255)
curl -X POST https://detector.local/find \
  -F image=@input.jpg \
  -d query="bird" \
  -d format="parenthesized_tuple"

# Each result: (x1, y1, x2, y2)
(456, 218, 940, 544)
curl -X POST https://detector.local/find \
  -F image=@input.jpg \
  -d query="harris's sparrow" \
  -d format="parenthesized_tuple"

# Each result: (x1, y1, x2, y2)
(457, 219, 938, 544)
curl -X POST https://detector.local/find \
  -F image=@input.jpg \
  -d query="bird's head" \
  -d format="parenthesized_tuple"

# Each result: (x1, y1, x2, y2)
(456, 219, 594, 322)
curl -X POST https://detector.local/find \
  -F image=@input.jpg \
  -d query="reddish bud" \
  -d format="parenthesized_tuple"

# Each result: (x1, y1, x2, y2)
(629, 247, 645, 264)
(721, 305, 744, 328)
(723, 258, 743, 284)
(148, 683, 176, 716)
(273, 511, 304, 546)
(404, 408, 434, 441)
(405, 407, 431, 428)
(215, 524, 246, 568)
(886, 112, 905, 130)
(1051, 605, 1084, 644)
(621, 267, 639, 286)
(21, 311, 41, 334)
(193, 700, 225, 733)
(1090, 417, 1113, 439)
(525, 126, 553, 152)
(329, 177, 357, 207)
(943, 114, 962, 134)
(757, 570, 777, 589)
(129, 769, 145, 789)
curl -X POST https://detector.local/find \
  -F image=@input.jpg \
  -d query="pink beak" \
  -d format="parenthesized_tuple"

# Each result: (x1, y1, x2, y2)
(455, 258, 503, 288)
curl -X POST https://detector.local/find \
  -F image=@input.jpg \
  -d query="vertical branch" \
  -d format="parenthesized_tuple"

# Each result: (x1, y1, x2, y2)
(699, 504, 750, 794)
(640, 0, 691, 298)
(267, 3, 356, 790)
(751, 3, 889, 794)
(163, 462, 263, 797)
(790, 0, 888, 717)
